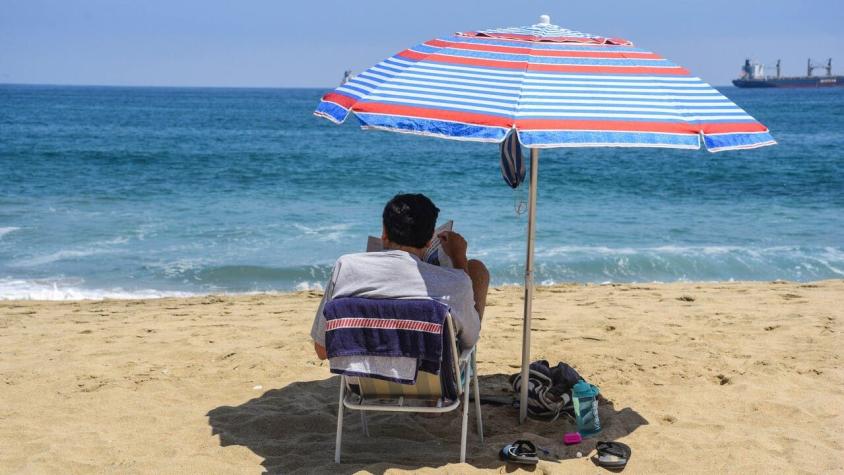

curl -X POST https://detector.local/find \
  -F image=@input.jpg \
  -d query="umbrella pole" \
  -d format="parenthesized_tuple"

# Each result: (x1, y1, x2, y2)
(519, 148, 539, 423)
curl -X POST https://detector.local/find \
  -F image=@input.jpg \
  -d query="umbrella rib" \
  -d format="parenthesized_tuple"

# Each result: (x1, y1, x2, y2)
(511, 36, 535, 138)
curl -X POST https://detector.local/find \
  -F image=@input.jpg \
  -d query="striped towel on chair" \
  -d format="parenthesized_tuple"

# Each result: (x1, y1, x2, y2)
(324, 297, 456, 398)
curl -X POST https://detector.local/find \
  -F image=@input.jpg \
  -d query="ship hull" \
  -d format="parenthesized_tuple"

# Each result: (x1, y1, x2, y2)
(733, 76, 844, 88)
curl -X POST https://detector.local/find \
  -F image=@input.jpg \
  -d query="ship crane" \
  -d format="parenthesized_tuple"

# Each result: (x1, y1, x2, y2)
(807, 58, 833, 77)
(340, 69, 353, 86)
(761, 60, 781, 78)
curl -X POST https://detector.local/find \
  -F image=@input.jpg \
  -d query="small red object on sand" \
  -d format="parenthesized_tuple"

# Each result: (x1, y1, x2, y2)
(563, 432, 582, 445)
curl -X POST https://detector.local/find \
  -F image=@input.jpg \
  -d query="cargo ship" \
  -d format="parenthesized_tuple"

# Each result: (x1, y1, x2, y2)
(732, 58, 843, 88)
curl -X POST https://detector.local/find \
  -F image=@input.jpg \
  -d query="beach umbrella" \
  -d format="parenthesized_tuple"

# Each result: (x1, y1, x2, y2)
(313, 15, 775, 423)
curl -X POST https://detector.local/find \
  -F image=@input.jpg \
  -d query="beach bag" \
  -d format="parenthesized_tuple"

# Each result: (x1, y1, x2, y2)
(509, 360, 582, 421)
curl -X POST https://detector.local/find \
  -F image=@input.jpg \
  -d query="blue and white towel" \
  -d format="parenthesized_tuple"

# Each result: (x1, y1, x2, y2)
(324, 297, 454, 389)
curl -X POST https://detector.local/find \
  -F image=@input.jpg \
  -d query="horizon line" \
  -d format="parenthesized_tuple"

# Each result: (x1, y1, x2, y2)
(1, 81, 738, 90)
(0, 81, 337, 90)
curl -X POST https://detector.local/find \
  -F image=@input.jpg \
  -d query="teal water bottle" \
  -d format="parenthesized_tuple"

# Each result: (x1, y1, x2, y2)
(572, 381, 601, 437)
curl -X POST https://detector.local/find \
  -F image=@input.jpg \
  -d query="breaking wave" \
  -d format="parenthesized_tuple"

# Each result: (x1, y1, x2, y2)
(2, 246, 841, 300)
(0, 227, 21, 239)
(0, 278, 197, 301)
(490, 245, 844, 284)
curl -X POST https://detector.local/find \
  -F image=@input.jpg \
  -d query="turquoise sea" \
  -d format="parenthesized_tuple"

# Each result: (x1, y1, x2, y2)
(1, 84, 842, 299)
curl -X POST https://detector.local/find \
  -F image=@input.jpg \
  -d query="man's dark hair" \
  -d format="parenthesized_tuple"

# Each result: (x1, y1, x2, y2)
(382, 193, 440, 249)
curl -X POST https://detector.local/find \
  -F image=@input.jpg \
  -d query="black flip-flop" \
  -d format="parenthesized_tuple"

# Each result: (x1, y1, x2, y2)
(499, 439, 539, 465)
(594, 441, 631, 470)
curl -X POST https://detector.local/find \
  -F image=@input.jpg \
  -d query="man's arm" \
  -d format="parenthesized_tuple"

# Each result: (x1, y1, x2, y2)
(311, 293, 330, 360)
(437, 231, 485, 347)
(310, 261, 341, 360)
(438, 231, 469, 272)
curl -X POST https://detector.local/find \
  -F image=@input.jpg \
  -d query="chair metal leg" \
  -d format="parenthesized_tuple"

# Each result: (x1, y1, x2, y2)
(472, 352, 484, 443)
(335, 379, 346, 464)
(460, 367, 471, 463)
(360, 410, 369, 437)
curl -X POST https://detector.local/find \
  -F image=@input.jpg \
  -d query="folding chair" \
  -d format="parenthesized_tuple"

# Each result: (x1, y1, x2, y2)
(333, 308, 483, 463)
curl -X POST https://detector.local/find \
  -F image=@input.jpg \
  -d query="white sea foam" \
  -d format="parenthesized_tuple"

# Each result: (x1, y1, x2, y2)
(294, 281, 324, 292)
(9, 236, 131, 267)
(489, 244, 844, 284)
(536, 244, 780, 257)
(150, 258, 209, 279)
(292, 223, 351, 243)
(0, 276, 315, 301)
(0, 278, 198, 301)
(0, 227, 21, 239)
(10, 248, 120, 268)
(98, 236, 131, 245)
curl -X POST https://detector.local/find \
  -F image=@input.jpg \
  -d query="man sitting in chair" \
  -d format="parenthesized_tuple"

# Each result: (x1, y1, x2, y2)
(311, 193, 489, 359)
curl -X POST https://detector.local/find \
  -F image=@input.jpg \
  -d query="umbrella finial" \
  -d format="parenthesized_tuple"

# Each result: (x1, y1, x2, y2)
(538, 14, 551, 25)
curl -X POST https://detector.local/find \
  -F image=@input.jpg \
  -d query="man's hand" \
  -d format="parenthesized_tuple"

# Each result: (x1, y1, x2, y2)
(438, 231, 469, 270)
(314, 343, 327, 360)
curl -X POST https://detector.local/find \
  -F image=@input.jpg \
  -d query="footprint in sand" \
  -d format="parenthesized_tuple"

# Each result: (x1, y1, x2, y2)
(76, 375, 109, 393)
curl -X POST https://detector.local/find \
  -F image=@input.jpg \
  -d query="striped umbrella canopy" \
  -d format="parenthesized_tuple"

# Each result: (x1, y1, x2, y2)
(315, 17, 775, 151)
(314, 16, 775, 423)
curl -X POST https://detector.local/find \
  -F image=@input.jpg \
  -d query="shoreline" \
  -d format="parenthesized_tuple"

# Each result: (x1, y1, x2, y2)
(2, 280, 842, 473)
(3, 278, 842, 303)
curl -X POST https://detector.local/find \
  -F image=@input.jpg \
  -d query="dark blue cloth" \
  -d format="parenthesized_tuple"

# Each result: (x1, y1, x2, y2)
(324, 297, 456, 399)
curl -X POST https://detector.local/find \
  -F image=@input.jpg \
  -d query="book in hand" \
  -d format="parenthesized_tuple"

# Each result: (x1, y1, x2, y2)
(366, 220, 454, 268)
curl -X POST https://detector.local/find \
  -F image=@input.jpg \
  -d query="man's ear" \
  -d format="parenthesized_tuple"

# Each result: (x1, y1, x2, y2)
(381, 225, 388, 242)
(424, 238, 433, 248)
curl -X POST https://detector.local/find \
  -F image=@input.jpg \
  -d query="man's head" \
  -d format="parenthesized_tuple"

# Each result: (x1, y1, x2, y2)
(382, 193, 440, 249)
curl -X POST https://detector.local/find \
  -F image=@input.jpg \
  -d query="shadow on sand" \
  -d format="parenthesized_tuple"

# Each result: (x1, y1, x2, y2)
(207, 374, 647, 474)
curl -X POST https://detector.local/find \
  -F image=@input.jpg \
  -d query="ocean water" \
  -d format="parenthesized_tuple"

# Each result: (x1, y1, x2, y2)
(1, 84, 842, 299)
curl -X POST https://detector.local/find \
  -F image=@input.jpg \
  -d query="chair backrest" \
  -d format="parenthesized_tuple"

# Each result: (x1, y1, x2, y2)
(352, 313, 462, 400)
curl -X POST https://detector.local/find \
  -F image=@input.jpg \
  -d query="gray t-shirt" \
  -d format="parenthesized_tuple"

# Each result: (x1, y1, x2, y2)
(310, 250, 481, 349)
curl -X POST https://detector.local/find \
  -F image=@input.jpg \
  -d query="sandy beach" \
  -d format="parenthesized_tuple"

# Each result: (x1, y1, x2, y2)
(1, 280, 842, 474)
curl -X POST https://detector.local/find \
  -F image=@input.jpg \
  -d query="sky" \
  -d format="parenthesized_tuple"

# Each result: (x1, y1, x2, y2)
(1, 0, 842, 88)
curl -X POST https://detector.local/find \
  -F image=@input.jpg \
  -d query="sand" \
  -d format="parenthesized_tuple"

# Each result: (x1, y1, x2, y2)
(1, 280, 842, 474)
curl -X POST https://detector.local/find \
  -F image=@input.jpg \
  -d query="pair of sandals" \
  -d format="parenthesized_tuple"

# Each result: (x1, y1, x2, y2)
(500, 439, 631, 470)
